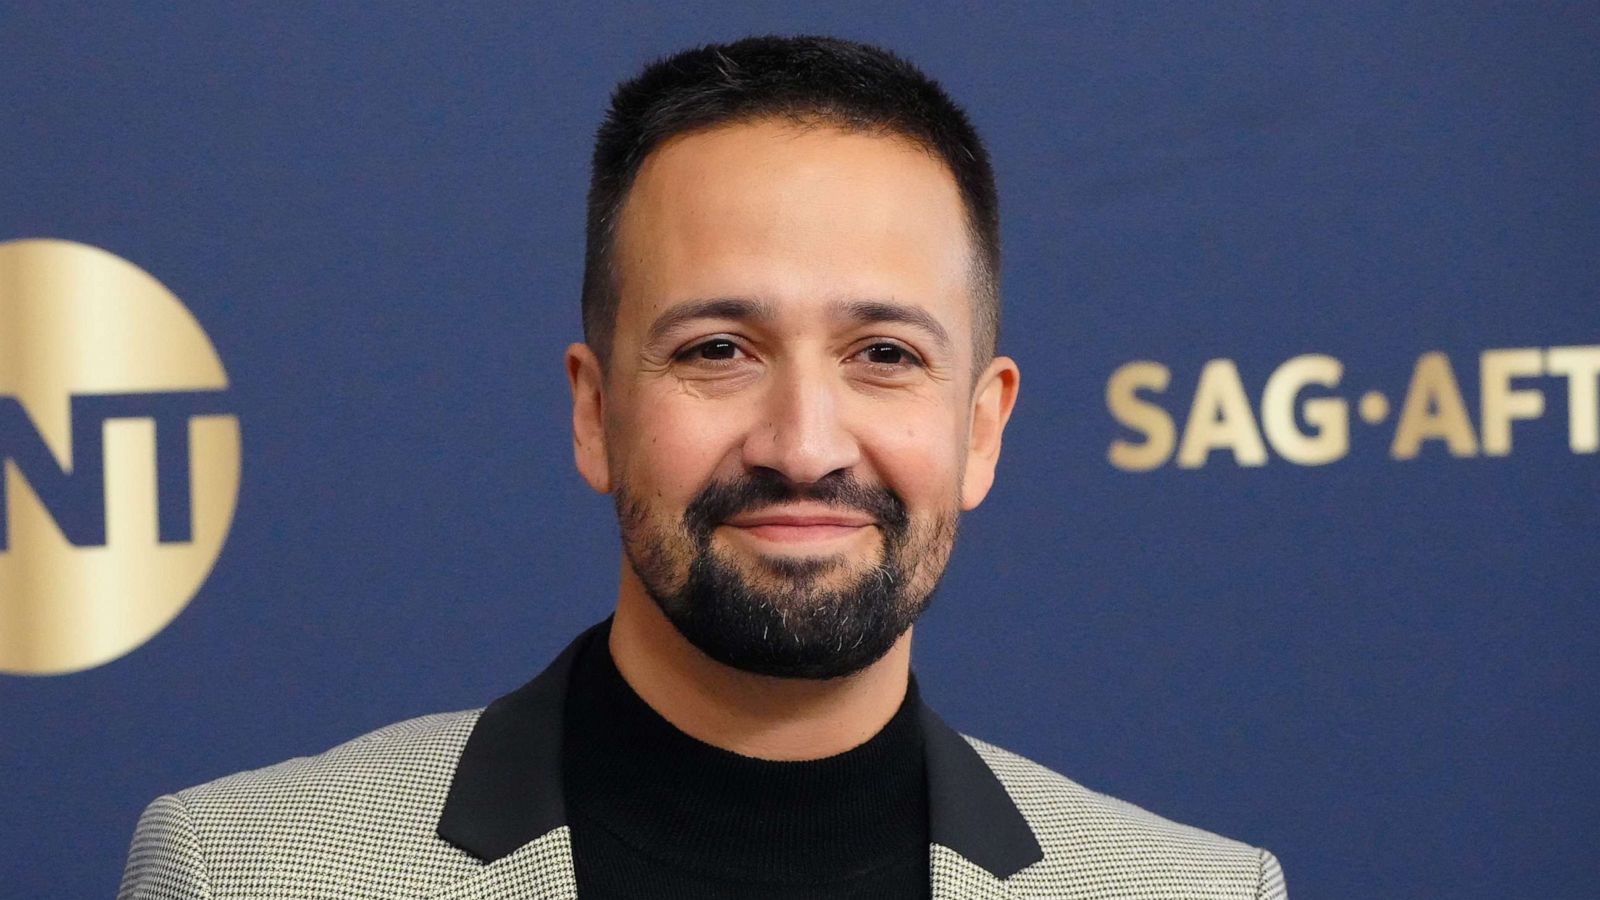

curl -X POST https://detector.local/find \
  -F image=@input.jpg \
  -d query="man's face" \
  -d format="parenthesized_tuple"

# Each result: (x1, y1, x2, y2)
(567, 119, 1018, 680)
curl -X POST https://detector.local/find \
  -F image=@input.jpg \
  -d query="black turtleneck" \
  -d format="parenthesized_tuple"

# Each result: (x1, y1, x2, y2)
(560, 621, 931, 899)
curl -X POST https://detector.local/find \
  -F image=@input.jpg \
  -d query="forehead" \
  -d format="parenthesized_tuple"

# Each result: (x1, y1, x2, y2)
(611, 118, 975, 344)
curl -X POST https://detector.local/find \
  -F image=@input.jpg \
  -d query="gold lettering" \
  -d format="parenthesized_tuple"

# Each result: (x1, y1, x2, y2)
(1261, 354, 1348, 465)
(1480, 348, 1545, 456)
(1106, 361, 1175, 471)
(1391, 352, 1478, 460)
(1177, 359, 1268, 468)
(1545, 345, 1600, 454)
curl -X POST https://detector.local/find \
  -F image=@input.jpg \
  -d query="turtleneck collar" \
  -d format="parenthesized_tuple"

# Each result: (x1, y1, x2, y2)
(560, 617, 929, 884)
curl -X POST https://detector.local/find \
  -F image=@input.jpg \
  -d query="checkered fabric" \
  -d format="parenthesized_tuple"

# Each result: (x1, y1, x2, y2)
(958, 736, 1286, 899)
(119, 710, 1285, 899)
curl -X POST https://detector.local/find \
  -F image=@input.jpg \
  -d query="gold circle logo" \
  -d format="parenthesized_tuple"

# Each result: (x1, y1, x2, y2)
(0, 239, 240, 675)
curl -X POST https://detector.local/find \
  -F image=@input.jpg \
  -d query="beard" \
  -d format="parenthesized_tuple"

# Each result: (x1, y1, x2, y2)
(615, 467, 959, 680)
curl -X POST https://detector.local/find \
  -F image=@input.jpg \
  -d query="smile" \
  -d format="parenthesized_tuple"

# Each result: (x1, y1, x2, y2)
(724, 522, 874, 544)
(719, 506, 878, 547)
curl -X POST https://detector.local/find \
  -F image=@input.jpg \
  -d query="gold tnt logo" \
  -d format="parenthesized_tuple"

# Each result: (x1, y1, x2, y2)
(0, 240, 240, 675)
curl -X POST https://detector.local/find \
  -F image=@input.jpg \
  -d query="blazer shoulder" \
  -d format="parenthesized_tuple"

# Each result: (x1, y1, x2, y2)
(175, 708, 483, 809)
(122, 710, 487, 898)
(962, 734, 1285, 899)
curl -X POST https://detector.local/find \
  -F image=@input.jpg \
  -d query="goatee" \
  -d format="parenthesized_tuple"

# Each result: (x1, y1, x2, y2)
(616, 468, 957, 679)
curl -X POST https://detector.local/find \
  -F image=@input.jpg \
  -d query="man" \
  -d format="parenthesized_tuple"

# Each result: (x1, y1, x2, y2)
(120, 35, 1286, 899)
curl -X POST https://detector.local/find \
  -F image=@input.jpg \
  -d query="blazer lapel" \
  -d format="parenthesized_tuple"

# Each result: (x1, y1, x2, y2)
(437, 620, 601, 860)
(431, 621, 601, 899)
(931, 843, 1019, 900)
(426, 828, 577, 900)
(920, 703, 1041, 899)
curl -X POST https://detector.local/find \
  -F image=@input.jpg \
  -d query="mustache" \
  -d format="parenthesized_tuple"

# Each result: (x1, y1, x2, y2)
(683, 469, 909, 545)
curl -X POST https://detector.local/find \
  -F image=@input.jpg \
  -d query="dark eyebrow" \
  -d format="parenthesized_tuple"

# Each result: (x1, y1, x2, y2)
(830, 299, 952, 354)
(644, 297, 776, 347)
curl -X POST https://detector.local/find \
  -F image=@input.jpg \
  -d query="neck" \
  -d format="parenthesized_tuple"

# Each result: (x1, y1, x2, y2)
(607, 558, 914, 762)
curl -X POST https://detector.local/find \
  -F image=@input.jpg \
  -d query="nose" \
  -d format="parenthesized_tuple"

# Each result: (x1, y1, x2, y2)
(739, 362, 861, 485)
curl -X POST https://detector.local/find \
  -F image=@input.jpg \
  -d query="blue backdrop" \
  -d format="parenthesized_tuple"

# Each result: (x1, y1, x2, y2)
(2, 3, 1596, 898)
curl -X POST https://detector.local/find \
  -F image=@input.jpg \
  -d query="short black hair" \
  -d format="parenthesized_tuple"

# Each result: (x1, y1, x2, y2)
(582, 34, 1000, 375)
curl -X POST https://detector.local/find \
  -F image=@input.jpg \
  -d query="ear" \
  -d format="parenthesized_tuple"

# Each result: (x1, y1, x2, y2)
(960, 355, 1020, 511)
(566, 342, 613, 494)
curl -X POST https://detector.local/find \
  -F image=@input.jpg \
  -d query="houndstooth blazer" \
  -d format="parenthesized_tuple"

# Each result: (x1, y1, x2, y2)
(119, 619, 1288, 899)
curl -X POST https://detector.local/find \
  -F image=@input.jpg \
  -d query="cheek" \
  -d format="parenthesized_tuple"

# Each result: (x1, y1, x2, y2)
(613, 395, 745, 502)
(864, 408, 965, 505)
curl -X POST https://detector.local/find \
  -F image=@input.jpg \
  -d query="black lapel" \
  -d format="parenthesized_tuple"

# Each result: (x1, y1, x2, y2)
(919, 701, 1045, 879)
(438, 616, 1043, 881)
(436, 618, 607, 861)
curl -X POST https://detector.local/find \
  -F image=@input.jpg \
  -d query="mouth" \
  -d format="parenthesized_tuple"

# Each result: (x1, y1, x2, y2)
(721, 507, 877, 546)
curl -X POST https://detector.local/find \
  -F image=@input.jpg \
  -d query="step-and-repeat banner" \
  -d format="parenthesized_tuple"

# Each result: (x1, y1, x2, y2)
(2, 5, 1595, 898)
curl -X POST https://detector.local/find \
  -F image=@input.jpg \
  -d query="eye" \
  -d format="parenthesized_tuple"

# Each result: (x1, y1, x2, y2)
(675, 338, 745, 363)
(855, 341, 923, 369)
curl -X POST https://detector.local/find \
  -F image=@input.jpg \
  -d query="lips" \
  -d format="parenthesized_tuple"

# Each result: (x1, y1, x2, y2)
(723, 506, 876, 544)
(728, 515, 874, 528)
(724, 507, 876, 529)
